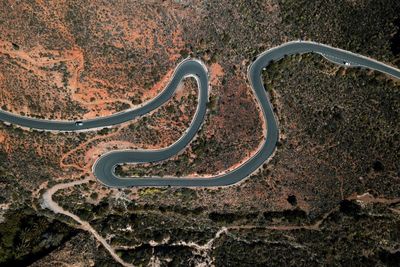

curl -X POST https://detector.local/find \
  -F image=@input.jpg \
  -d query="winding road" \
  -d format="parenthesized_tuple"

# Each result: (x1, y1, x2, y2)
(1, 41, 400, 187)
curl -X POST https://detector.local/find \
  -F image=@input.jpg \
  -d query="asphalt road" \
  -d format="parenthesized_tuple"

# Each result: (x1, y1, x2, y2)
(0, 60, 206, 131)
(1, 41, 400, 187)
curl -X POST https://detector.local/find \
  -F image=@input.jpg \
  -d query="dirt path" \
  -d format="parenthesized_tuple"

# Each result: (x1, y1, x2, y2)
(0, 40, 135, 119)
(42, 177, 133, 267)
(41, 125, 137, 266)
(60, 127, 122, 171)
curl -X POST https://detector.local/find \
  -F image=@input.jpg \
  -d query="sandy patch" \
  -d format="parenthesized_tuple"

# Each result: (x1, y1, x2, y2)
(0, 132, 6, 143)
(210, 63, 224, 86)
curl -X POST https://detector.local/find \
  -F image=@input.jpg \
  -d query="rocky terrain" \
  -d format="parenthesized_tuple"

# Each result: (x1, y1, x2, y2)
(0, 0, 399, 266)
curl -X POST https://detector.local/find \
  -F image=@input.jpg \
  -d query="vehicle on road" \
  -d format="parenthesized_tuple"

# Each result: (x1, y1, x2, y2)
(1, 41, 400, 187)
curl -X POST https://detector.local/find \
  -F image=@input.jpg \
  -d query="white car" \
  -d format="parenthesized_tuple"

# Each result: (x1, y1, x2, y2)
(344, 62, 351, 66)
(75, 121, 83, 126)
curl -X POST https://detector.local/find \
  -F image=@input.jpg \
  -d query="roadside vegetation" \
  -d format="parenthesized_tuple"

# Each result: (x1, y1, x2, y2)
(0, 0, 399, 265)
(49, 54, 400, 265)
(278, 0, 400, 66)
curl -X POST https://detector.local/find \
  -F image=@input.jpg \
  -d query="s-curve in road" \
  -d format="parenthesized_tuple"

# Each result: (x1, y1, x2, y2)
(2, 41, 400, 187)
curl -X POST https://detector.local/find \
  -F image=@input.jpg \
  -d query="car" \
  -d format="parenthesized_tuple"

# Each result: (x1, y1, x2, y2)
(75, 121, 83, 126)
(344, 62, 351, 66)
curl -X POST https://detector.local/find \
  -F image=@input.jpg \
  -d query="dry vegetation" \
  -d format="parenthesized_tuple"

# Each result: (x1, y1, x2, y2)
(37, 54, 400, 266)
(0, 1, 188, 119)
(0, 0, 399, 265)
